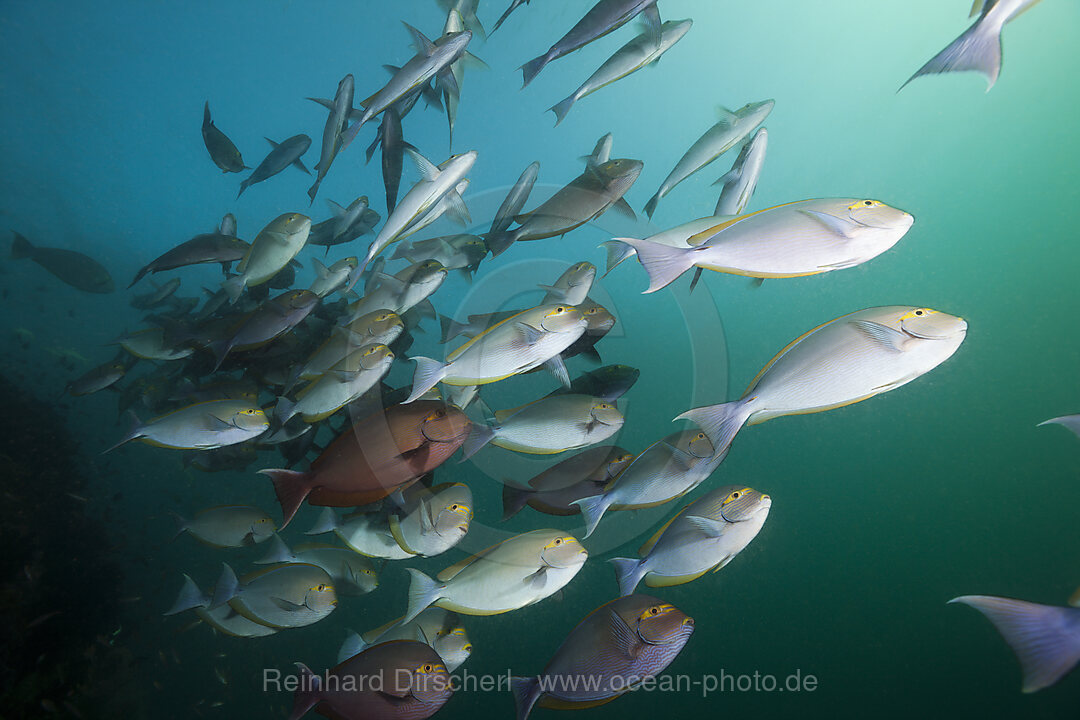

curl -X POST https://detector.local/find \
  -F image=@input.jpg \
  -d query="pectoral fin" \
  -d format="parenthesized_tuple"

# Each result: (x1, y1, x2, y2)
(800, 209, 864, 238)
(851, 320, 912, 352)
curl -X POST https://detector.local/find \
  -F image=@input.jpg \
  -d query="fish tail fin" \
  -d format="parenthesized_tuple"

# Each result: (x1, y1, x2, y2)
(483, 230, 517, 258)
(572, 494, 610, 539)
(202, 101, 212, 128)
(599, 240, 637, 277)
(259, 468, 312, 529)
(675, 398, 753, 458)
(900, 15, 1003, 92)
(287, 663, 322, 720)
(209, 563, 239, 610)
(167, 511, 188, 541)
(510, 676, 542, 720)
(461, 422, 496, 460)
(520, 53, 550, 88)
(643, 192, 661, 219)
(949, 595, 1080, 693)
(208, 338, 232, 373)
(404, 356, 449, 403)
(501, 481, 532, 521)
(438, 315, 456, 344)
(610, 557, 647, 597)
(164, 574, 209, 616)
(10, 231, 33, 260)
(1037, 415, 1080, 439)
(337, 630, 368, 663)
(127, 266, 150, 288)
(403, 568, 445, 626)
(254, 534, 292, 565)
(237, 178, 250, 198)
(305, 507, 341, 535)
(103, 410, 144, 453)
(274, 396, 298, 426)
(549, 95, 576, 126)
(614, 236, 696, 293)
(222, 274, 246, 303)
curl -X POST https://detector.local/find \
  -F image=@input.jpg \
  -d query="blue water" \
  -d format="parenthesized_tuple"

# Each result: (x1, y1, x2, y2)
(2, 1, 1079, 718)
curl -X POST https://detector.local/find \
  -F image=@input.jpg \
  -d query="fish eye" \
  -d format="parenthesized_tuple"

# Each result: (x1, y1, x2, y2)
(649, 607, 660, 616)
(463, 644, 472, 653)
(731, 491, 741, 499)
(434, 408, 446, 418)
(914, 309, 925, 316)
(863, 200, 873, 206)
(423, 664, 433, 672)
(695, 433, 705, 440)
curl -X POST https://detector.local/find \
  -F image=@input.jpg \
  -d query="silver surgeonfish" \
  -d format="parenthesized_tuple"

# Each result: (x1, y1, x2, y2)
(106, 400, 268, 452)
(949, 593, 1080, 692)
(402, 529, 587, 623)
(255, 536, 378, 595)
(174, 505, 276, 548)
(223, 212, 311, 301)
(339, 607, 472, 671)
(611, 486, 771, 595)
(510, 595, 694, 720)
(405, 304, 587, 402)
(616, 198, 914, 292)
(900, 0, 1043, 92)
(573, 429, 722, 538)
(210, 562, 336, 629)
(678, 306, 968, 460)
(164, 574, 278, 638)
(463, 395, 624, 459)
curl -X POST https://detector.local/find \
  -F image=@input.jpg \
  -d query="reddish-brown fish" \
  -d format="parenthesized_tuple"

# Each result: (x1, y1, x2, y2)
(261, 401, 469, 527)
(289, 640, 452, 720)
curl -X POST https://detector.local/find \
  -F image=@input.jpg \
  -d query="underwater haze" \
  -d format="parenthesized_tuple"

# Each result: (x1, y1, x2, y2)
(1, 1, 1079, 718)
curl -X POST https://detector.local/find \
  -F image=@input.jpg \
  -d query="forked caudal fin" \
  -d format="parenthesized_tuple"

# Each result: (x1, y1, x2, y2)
(287, 663, 322, 720)
(675, 398, 754, 459)
(900, 13, 1003, 92)
(405, 356, 450, 403)
(610, 557, 647, 598)
(337, 631, 368, 664)
(259, 468, 313, 529)
(510, 676, 542, 720)
(949, 595, 1080, 693)
(402, 568, 447, 626)
(612, 237, 699, 294)
(572, 494, 611, 539)
(164, 574, 209, 616)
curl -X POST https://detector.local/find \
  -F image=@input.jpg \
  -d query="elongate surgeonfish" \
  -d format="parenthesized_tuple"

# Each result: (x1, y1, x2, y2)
(501, 445, 634, 521)
(289, 641, 452, 720)
(201, 101, 246, 173)
(510, 595, 694, 720)
(260, 400, 470, 527)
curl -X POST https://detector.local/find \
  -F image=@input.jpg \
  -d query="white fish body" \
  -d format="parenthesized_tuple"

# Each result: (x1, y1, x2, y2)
(280, 344, 394, 423)
(224, 213, 311, 301)
(467, 395, 624, 458)
(714, 127, 768, 216)
(573, 429, 722, 537)
(611, 486, 771, 595)
(178, 505, 276, 548)
(402, 529, 588, 623)
(644, 99, 774, 218)
(405, 304, 587, 402)
(350, 149, 477, 285)
(389, 483, 473, 557)
(108, 400, 269, 452)
(679, 306, 968, 458)
(309, 257, 358, 297)
(550, 19, 692, 125)
(617, 198, 914, 292)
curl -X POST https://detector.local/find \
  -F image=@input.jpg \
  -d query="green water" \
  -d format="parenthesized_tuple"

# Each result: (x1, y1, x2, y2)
(1, 1, 1077, 718)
